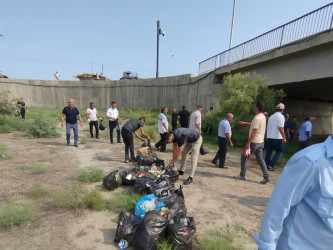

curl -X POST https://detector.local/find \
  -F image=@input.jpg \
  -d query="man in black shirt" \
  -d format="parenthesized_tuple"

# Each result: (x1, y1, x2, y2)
(178, 105, 190, 128)
(162, 128, 202, 185)
(121, 117, 150, 163)
(171, 107, 178, 131)
(17, 98, 26, 120)
(61, 99, 84, 147)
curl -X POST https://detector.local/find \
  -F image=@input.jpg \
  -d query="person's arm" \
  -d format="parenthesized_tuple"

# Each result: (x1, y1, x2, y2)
(96, 112, 101, 119)
(163, 122, 168, 132)
(245, 128, 258, 149)
(286, 128, 290, 138)
(133, 131, 145, 141)
(278, 127, 287, 144)
(196, 123, 201, 134)
(306, 131, 311, 139)
(86, 112, 89, 119)
(139, 127, 150, 140)
(254, 154, 318, 249)
(226, 133, 233, 148)
(237, 121, 251, 126)
(177, 115, 180, 124)
(167, 142, 182, 167)
(77, 114, 84, 127)
(61, 114, 65, 128)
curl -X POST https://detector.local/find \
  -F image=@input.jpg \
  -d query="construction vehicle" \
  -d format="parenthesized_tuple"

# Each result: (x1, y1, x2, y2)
(120, 71, 139, 80)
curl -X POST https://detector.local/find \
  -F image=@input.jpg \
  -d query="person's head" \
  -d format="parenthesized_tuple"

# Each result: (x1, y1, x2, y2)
(182, 105, 186, 110)
(226, 113, 234, 123)
(309, 117, 316, 123)
(68, 99, 74, 108)
(172, 107, 176, 113)
(89, 102, 94, 109)
(161, 132, 174, 143)
(292, 116, 296, 121)
(111, 101, 117, 108)
(285, 114, 290, 120)
(255, 102, 265, 114)
(276, 103, 285, 113)
(139, 117, 145, 124)
(197, 104, 203, 112)
(263, 111, 269, 118)
(161, 107, 168, 114)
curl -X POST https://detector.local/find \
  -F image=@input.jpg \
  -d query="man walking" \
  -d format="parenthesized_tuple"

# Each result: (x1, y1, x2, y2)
(17, 98, 26, 120)
(189, 105, 208, 155)
(171, 108, 178, 131)
(234, 102, 270, 184)
(265, 103, 287, 171)
(212, 113, 234, 169)
(178, 105, 190, 128)
(162, 128, 202, 185)
(155, 107, 168, 152)
(298, 117, 316, 150)
(121, 117, 150, 163)
(61, 99, 83, 147)
(254, 136, 333, 249)
(86, 102, 102, 139)
(106, 101, 121, 144)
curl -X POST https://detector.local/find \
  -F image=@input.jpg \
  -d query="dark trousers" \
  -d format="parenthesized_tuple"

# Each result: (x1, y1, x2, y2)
(121, 127, 135, 161)
(200, 144, 207, 154)
(155, 133, 167, 152)
(265, 139, 283, 168)
(20, 108, 25, 120)
(109, 120, 121, 143)
(172, 123, 177, 131)
(212, 137, 227, 167)
(89, 120, 99, 138)
(299, 139, 311, 150)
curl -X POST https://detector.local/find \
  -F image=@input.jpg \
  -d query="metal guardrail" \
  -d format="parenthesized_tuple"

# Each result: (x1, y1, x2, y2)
(199, 2, 333, 75)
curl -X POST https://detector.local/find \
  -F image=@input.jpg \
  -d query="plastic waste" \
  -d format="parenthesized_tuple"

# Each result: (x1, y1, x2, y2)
(114, 211, 142, 244)
(135, 194, 165, 219)
(118, 239, 129, 249)
(103, 170, 122, 191)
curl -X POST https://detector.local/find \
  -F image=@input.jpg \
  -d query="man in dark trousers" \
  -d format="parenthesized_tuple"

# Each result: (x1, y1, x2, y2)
(86, 102, 102, 139)
(178, 105, 190, 128)
(106, 101, 121, 144)
(155, 107, 168, 152)
(61, 99, 84, 147)
(17, 98, 26, 120)
(121, 117, 150, 163)
(162, 128, 202, 185)
(171, 107, 178, 131)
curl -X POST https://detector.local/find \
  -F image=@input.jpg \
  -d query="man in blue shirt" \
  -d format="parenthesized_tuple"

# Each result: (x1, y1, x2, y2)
(254, 136, 333, 250)
(211, 113, 234, 168)
(298, 117, 316, 150)
(61, 99, 83, 147)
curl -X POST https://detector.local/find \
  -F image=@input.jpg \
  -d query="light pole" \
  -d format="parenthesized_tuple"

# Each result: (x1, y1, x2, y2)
(156, 20, 165, 78)
(229, 0, 236, 49)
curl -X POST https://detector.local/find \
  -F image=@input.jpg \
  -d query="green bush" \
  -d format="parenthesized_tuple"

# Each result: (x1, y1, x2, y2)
(0, 202, 33, 227)
(0, 114, 27, 133)
(16, 163, 49, 173)
(107, 191, 142, 213)
(83, 190, 106, 211)
(0, 90, 18, 115)
(0, 142, 7, 154)
(76, 166, 105, 183)
(25, 112, 61, 138)
(50, 184, 88, 210)
(28, 182, 49, 199)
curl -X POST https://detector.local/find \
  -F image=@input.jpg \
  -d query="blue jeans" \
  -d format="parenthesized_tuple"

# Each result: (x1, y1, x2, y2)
(66, 123, 78, 145)
(265, 139, 283, 168)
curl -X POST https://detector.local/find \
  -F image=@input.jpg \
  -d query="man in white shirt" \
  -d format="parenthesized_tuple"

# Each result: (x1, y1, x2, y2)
(265, 103, 287, 171)
(106, 101, 121, 144)
(234, 102, 270, 184)
(86, 102, 102, 139)
(189, 105, 208, 155)
(155, 107, 168, 152)
(54, 71, 60, 80)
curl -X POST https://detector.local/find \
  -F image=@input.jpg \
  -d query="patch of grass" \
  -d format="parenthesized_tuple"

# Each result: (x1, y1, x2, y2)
(0, 202, 34, 227)
(28, 182, 49, 200)
(157, 238, 175, 250)
(25, 112, 61, 138)
(80, 136, 88, 144)
(83, 190, 106, 211)
(0, 142, 8, 154)
(107, 190, 142, 213)
(201, 223, 245, 250)
(16, 163, 49, 173)
(76, 165, 105, 183)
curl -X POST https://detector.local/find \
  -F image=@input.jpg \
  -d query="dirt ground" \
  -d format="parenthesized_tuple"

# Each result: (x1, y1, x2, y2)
(0, 127, 283, 250)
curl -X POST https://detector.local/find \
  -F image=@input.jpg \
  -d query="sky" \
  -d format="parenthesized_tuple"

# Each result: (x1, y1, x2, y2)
(0, 0, 332, 80)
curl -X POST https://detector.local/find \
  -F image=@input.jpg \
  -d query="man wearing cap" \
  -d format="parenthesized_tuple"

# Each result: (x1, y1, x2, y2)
(265, 103, 287, 171)
(178, 105, 190, 128)
(298, 117, 316, 150)
(189, 105, 208, 155)
(162, 128, 202, 185)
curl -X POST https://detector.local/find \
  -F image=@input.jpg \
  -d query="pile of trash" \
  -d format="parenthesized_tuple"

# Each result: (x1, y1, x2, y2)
(102, 141, 196, 250)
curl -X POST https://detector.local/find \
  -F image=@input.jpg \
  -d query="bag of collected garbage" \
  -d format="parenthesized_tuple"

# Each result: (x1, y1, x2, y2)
(121, 170, 137, 186)
(168, 217, 196, 250)
(150, 177, 175, 197)
(135, 193, 165, 220)
(103, 170, 122, 191)
(164, 165, 179, 183)
(114, 211, 142, 244)
(134, 176, 154, 194)
(141, 141, 147, 147)
(99, 119, 106, 130)
(174, 185, 185, 201)
(162, 193, 187, 222)
(154, 159, 165, 169)
(133, 211, 168, 250)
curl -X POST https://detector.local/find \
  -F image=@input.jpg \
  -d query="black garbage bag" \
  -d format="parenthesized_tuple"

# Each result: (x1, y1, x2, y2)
(150, 177, 175, 197)
(154, 159, 165, 169)
(168, 217, 196, 250)
(141, 141, 147, 147)
(164, 165, 179, 183)
(174, 185, 185, 201)
(133, 176, 155, 194)
(103, 170, 122, 191)
(99, 119, 106, 130)
(133, 211, 168, 250)
(114, 211, 142, 244)
(162, 193, 187, 222)
(121, 170, 136, 186)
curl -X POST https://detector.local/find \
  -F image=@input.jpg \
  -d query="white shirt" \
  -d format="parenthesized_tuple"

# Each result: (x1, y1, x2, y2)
(189, 110, 201, 132)
(157, 113, 168, 134)
(86, 108, 98, 121)
(267, 112, 285, 139)
(106, 107, 119, 121)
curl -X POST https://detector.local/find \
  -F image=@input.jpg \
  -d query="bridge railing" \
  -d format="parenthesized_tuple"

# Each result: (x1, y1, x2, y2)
(199, 2, 333, 75)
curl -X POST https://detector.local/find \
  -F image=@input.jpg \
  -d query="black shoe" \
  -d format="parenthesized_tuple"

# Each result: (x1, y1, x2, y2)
(211, 161, 218, 166)
(96, 137, 99, 139)
(155, 144, 160, 151)
(183, 177, 193, 185)
(117, 141, 122, 143)
(91, 136, 94, 138)
(267, 166, 275, 171)
(74, 144, 79, 147)
(179, 170, 184, 175)
(110, 141, 113, 144)
(67, 140, 70, 145)
(201, 151, 208, 155)
(219, 166, 228, 169)
(260, 178, 271, 184)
